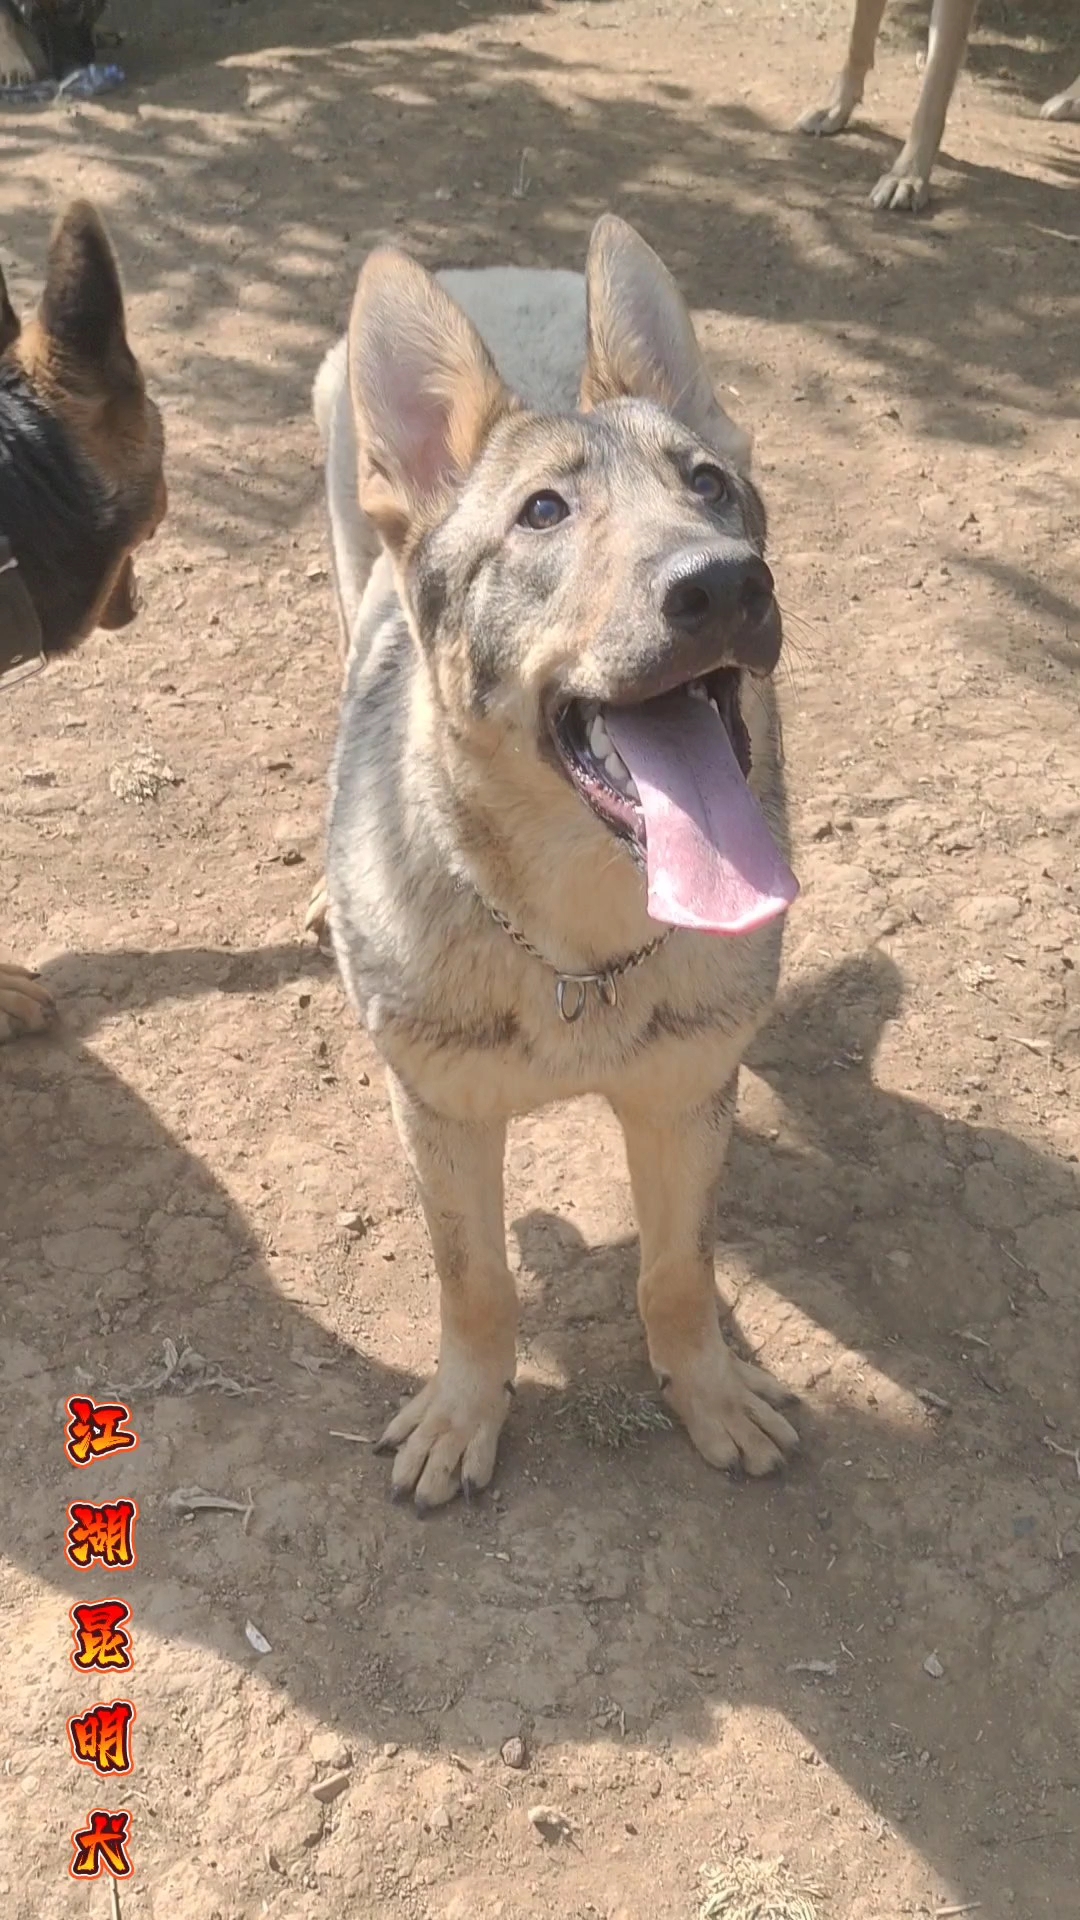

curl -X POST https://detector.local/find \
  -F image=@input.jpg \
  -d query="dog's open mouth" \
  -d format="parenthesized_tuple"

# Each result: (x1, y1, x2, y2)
(551, 668, 799, 937)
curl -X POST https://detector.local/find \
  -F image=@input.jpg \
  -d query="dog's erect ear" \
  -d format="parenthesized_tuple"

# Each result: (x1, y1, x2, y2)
(348, 247, 516, 552)
(581, 214, 752, 472)
(38, 201, 138, 384)
(0, 266, 19, 356)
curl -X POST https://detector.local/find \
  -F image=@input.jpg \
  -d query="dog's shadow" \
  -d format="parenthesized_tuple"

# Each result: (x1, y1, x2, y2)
(5, 939, 1078, 1915)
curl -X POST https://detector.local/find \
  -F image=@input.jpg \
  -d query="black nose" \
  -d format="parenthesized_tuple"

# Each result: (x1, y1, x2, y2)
(660, 547, 776, 635)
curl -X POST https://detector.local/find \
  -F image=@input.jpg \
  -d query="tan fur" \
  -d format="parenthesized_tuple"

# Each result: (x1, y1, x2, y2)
(798, 0, 1080, 210)
(325, 216, 801, 1511)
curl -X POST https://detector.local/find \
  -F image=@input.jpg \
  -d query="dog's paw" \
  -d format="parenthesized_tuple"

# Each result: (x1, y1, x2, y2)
(375, 1362, 515, 1512)
(796, 100, 855, 137)
(657, 1346, 799, 1477)
(1040, 87, 1080, 122)
(304, 877, 330, 945)
(0, 962, 55, 1043)
(869, 167, 931, 212)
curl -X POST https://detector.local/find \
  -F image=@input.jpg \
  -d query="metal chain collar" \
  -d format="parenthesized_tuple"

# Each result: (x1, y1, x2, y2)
(486, 903, 673, 1023)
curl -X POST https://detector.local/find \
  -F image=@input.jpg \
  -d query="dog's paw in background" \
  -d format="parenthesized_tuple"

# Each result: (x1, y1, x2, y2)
(0, 958, 55, 1042)
(1041, 75, 1080, 121)
(868, 157, 932, 211)
(0, 7, 43, 85)
(654, 1342, 800, 1478)
(795, 68, 863, 137)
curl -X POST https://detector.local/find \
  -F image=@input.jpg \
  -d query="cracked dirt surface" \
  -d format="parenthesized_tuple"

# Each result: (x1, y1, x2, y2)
(1, 0, 1079, 1913)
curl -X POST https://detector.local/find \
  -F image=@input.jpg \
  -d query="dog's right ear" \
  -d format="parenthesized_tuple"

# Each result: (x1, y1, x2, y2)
(38, 200, 139, 387)
(348, 248, 516, 554)
(0, 266, 19, 356)
(581, 214, 753, 473)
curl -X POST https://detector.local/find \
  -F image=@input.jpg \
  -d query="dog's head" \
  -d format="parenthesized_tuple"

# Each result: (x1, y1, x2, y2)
(347, 215, 792, 934)
(0, 199, 166, 667)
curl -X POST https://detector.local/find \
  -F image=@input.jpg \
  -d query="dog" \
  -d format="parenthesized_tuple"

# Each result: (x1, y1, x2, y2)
(0, 200, 167, 1042)
(316, 213, 804, 1512)
(0, 0, 107, 85)
(797, 0, 1080, 211)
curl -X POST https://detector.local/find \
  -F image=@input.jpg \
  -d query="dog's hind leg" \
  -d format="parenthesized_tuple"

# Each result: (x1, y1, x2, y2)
(869, 0, 976, 209)
(796, 0, 889, 136)
(618, 1080, 799, 1478)
(1041, 70, 1080, 121)
(0, 959, 55, 1042)
(373, 1075, 518, 1512)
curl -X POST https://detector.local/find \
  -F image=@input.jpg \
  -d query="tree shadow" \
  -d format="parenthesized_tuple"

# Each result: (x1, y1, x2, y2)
(4, 938, 1077, 1910)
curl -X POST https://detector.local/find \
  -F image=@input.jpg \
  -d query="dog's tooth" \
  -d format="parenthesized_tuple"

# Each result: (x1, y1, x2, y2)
(604, 750, 630, 790)
(589, 715, 612, 758)
(689, 682, 708, 702)
(626, 775, 641, 804)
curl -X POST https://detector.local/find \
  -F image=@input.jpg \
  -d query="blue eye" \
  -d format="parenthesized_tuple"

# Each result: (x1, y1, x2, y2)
(691, 465, 728, 504)
(518, 490, 570, 531)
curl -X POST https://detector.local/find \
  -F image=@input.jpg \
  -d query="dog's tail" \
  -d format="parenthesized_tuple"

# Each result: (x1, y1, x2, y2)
(312, 337, 348, 446)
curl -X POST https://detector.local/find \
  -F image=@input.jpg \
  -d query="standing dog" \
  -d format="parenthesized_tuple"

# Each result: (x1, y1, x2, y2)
(318, 215, 803, 1512)
(0, 201, 167, 1040)
(0, 1, 107, 85)
(798, 0, 1080, 211)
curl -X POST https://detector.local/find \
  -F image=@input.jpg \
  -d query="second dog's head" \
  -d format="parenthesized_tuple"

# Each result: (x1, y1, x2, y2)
(0, 199, 166, 671)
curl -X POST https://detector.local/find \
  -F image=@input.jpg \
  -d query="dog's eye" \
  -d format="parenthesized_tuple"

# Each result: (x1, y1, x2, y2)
(690, 464, 728, 504)
(518, 491, 570, 531)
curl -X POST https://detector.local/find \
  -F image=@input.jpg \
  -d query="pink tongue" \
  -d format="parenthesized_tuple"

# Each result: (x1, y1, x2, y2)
(604, 693, 799, 935)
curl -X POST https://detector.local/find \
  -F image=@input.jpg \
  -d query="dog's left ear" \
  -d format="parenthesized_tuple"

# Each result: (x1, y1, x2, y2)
(38, 201, 139, 386)
(581, 214, 752, 473)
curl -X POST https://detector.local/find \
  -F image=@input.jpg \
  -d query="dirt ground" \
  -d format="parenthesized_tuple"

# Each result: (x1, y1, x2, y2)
(2, 0, 1079, 1914)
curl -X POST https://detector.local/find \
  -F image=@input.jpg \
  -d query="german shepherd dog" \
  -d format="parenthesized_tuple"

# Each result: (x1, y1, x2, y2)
(317, 215, 802, 1512)
(0, 0, 107, 85)
(0, 201, 167, 1041)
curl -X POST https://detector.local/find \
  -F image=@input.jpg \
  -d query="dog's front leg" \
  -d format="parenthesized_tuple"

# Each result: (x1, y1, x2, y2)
(376, 1072, 517, 1512)
(796, 0, 889, 136)
(618, 1081, 799, 1477)
(869, 0, 977, 210)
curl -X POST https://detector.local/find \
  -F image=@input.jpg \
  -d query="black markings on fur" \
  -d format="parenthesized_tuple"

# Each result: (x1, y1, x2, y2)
(0, 362, 131, 652)
(641, 1003, 725, 1045)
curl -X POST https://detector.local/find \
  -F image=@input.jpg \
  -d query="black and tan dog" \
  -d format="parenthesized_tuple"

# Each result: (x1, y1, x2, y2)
(316, 216, 804, 1511)
(0, 200, 166, 1041)
(0, 0, 106, 86)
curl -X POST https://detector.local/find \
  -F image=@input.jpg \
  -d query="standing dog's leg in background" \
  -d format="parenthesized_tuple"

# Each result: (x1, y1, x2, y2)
(1041, 70, 1080, 121)
(868, 0, 977, 209)
(797, 0, 890, 137)
(618, 1085, 800, 1478)
(374, 1077, 518, 1511)
(0, 2, 43, 83)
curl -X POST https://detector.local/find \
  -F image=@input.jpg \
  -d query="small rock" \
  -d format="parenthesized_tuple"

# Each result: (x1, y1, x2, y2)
(381, 1741, 399, 1758)
(310, 1730, 351, 1770)
(500, 1735, 527, 1770)
(957, 892, 1022, 932)
(528, 1804, 572, 1842)
(310, 1770, 351, 1804)
(427, 1803, 452, 1833)
(923, 1652, 945, 1679)
(336, 1210, 366, 1234)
